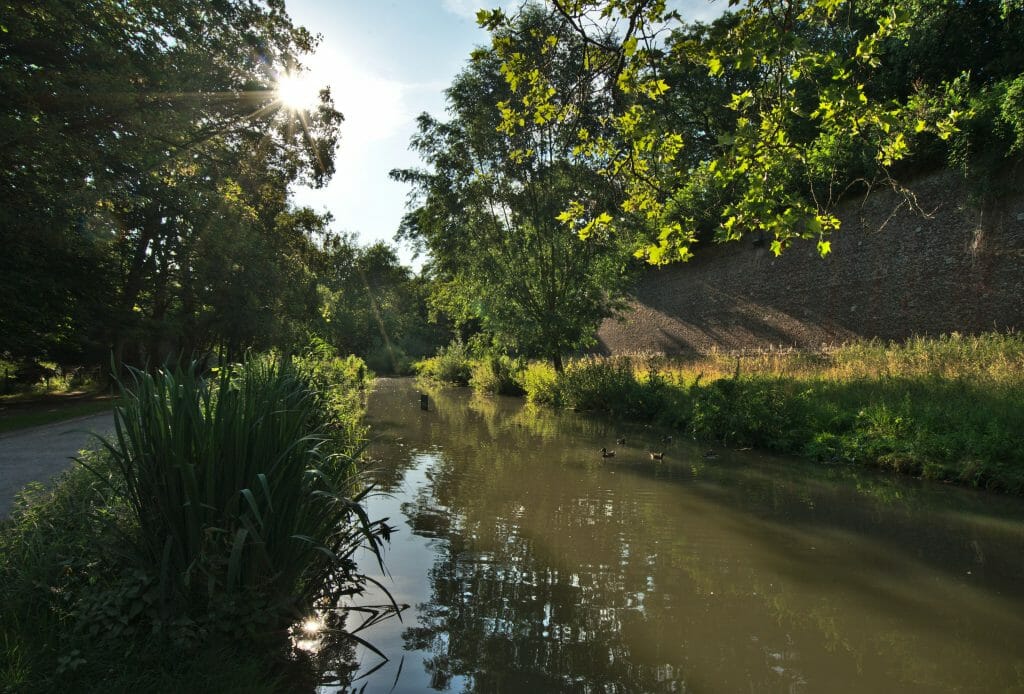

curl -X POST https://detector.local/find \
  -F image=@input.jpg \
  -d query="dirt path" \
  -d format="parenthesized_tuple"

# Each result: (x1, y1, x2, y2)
(0, 412, 114, 518)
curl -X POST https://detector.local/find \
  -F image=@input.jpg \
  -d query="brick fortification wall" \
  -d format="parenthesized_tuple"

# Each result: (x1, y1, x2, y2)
(595, 170, 1024, 354)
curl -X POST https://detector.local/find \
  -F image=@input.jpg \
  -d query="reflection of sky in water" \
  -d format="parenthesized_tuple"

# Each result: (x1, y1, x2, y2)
(319, 453, 458, 693)
(319, 379, 1024, 693)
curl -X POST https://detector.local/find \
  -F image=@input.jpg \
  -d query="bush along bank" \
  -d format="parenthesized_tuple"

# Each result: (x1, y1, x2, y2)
(419, 333, 1024, 494)
(0, 353, 389, 693)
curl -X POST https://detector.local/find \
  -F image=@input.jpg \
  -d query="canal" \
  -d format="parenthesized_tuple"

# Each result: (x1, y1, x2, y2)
(317, 378, 1024, 692)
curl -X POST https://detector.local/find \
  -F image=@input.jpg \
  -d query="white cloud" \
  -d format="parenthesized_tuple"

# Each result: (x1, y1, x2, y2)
(670, 0, 725, 24)
(441, 0, 523, 22)
(441, 0, 485, 21)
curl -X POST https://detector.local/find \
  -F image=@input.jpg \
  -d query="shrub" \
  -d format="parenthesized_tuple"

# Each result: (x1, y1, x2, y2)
(414, 339, 473, 385)
(522, 362, 561, 406)
(470, 355, 525, 396)
(292, 350, 372, 461)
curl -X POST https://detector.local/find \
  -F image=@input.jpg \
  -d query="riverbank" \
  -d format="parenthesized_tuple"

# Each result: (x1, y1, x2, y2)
(415, 332, 1024, 494)
(0, 354, 383, 693)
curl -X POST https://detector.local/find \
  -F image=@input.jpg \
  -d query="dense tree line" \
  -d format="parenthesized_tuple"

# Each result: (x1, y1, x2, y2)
(7, 1, 1019, 377)
(395, 0, 1021, 369)
(0, 0, 446, 376)
(314, 235, 448, 373)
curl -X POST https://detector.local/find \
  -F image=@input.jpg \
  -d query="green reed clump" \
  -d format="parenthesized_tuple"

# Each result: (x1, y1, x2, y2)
(98, 359, 387, 626)
(0, 355, 389, 692)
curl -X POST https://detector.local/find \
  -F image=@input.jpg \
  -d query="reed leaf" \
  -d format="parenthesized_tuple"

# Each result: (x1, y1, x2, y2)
(93, 356, 388, 631)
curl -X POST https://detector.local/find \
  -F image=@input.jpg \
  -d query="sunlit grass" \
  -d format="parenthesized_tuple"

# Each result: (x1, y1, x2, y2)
(616, 332, 1024, 384)
(512, 332, 1024, 493)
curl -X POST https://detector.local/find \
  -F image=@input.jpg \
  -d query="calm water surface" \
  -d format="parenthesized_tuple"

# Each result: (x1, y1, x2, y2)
(321, 378, 1024, 693)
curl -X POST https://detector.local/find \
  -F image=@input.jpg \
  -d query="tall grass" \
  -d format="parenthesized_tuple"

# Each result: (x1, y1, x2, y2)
(627, 332, 1024, 382)
(0, 354, 388, 691)
(518, 333, 1024, 493)
(94, 358, 387, 624)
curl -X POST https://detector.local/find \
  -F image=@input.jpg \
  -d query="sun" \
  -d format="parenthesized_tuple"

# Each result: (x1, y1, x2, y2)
(276, 71, 321, 111)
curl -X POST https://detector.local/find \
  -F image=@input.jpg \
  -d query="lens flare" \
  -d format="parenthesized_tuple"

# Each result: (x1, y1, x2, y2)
(276, 71, 320, 110)
(301, 617, 324, 635)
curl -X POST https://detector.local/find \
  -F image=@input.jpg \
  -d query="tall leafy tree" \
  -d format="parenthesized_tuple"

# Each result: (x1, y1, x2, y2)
(479, 0, 966, 264)
(392, 7, 632, 370)
(0, 0, 341, 366)
(315, 236, 446, 372)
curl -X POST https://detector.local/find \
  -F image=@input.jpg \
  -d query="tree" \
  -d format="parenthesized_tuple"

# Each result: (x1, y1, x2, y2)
(0, 0, 342, 367)
(314, 236, 448, 373)
(479, 0, 965, 264)
(392, 7, 632, 371)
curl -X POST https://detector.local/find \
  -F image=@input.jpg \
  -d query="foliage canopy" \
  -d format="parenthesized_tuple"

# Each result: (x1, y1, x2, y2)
(478, 0, 1021, 264)
(393, 7, 633, 370)
(0, 0, 342, 366)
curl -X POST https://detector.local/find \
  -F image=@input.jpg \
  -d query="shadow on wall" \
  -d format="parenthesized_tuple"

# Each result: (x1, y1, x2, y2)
(597, 170, 1024, 355)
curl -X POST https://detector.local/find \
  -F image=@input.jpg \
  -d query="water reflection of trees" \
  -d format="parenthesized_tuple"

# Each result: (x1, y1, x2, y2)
(366, 379, 1024, 692)
(401, 489, 692, 691)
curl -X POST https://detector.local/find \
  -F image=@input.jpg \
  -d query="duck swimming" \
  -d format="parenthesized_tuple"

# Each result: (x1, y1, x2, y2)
(600, 447, 616, 458)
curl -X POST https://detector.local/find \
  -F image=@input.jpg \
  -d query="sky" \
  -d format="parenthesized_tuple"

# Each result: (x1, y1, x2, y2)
(284, 1, 723, 268)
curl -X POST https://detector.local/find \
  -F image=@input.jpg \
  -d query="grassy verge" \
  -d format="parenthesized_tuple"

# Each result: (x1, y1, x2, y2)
(429, 333, 1024, 494)
(0, 395, 116, 434)
(0, 353, 384, 692)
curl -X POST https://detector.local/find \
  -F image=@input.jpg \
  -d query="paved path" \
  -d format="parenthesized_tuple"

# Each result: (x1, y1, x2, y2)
(0, 412, 114, 518)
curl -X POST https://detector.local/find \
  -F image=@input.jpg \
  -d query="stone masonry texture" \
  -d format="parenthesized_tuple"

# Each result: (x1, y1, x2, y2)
(595, 169, 1024, 354)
